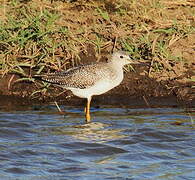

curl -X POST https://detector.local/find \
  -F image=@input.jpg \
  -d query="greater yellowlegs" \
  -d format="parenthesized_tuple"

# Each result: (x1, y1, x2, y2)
(38, 51, 139, 123)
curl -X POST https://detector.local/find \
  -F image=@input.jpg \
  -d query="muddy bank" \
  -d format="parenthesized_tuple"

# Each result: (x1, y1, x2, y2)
(0, 95, 192, 111)
(0, 64, 194, 109)
(0, 93, 194, 111)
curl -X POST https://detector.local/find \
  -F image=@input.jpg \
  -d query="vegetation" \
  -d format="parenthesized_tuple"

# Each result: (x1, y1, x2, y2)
(0, 0, 194, 99)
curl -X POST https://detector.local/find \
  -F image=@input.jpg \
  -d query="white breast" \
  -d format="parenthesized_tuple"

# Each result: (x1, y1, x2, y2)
(69, 70, 124, 99)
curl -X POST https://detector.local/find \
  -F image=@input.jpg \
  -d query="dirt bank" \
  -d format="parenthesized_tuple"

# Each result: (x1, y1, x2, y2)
(0, 54, 194, 108)
(0, 0, 194, 108)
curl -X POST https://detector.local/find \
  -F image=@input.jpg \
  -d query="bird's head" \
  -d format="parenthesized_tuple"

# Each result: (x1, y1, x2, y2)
(111, 51, 140, 66)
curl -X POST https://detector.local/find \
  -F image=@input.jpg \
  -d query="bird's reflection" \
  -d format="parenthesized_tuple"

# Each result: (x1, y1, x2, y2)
(50, 122, 126, 143)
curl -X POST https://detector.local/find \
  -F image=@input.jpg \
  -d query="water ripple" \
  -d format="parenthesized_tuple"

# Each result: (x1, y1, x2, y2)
(0, 107, 194, 179)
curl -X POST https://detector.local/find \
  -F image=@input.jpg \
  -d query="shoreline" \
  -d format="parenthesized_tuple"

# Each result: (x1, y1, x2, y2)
(0, 94, 194, 111)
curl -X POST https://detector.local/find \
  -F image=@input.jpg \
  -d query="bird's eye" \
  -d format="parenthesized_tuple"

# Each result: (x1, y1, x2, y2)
(120, 55, 124, 59)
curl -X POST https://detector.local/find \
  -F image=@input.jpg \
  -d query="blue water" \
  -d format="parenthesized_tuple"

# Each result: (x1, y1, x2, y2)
(0, 105, 194, 179)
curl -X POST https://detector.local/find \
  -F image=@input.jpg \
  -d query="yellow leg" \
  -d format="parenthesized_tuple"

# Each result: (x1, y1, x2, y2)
(85, 97, 91, 123)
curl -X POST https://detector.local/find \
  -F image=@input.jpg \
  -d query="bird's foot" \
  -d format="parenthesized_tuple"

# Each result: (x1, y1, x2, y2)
(85, 114, 91, 123)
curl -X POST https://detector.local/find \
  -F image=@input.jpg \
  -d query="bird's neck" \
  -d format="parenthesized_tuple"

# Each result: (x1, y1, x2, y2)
(109, 60, 124, 72)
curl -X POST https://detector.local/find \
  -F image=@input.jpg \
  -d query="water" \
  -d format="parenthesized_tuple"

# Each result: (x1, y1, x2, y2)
(0, 105, 194, 180)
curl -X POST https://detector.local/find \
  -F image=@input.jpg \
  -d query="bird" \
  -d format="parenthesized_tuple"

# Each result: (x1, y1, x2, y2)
(37, 51, 140, 123)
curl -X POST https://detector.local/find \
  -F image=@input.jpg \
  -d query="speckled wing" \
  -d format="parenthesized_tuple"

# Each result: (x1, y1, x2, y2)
(39, 63, 109, 89)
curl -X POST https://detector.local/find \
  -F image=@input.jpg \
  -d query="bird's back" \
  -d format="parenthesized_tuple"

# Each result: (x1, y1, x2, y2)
(39, 62, 118, 89)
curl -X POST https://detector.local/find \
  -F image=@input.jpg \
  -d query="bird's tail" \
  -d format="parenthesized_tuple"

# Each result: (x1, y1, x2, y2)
(33, 73, 62, 85)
